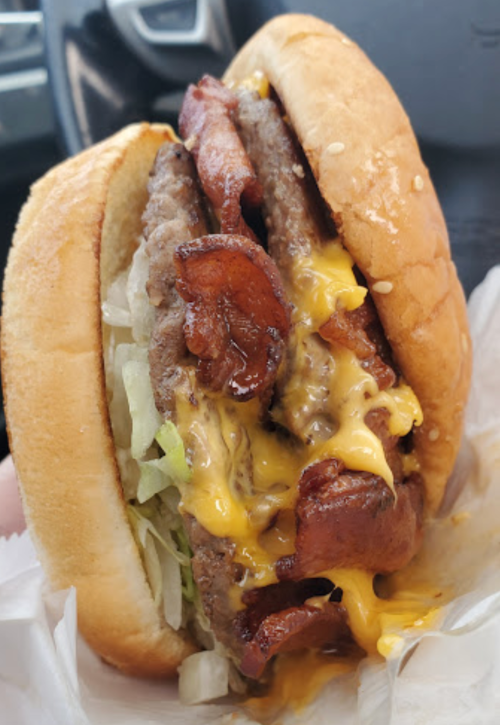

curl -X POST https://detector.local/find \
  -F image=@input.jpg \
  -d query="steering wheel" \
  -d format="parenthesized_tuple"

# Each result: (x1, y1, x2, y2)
(40, 0, 500, 296)
(42, 0, 500, 155)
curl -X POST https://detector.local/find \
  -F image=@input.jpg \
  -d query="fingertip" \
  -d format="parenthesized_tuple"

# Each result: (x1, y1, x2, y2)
(0, 455, 26, 537)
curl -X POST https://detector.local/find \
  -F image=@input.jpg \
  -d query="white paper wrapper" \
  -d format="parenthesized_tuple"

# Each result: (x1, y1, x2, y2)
(2, 268, 500, 725)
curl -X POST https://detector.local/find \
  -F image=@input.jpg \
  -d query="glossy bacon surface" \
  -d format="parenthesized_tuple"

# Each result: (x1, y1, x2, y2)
(175, 234, 291, 400)
(235, 578, 350, 679)
(277, 459, 424, 581)
(239, 603, 350, 679)
(179, 76, 262, 239)
(319, 300, 396, 390)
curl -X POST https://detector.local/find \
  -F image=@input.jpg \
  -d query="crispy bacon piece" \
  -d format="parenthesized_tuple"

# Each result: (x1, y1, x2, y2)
(175, 234, 291, 400)
(277, 459, 424, 581)
(319, 300, 396, 390)
(239, 603, 350, 679)
(235, 578, 350, 679)
(319, 304, 376, 359)
(237, 578, 332, 636)
(179, 76, 262, 239)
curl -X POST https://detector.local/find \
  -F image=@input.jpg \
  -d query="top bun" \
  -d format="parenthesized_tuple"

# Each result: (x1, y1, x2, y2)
(1, 123, 196, 676)
(224, 14, 472, 514)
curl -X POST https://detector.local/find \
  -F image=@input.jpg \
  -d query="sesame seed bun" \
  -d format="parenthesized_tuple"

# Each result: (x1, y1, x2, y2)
(224, 14, 472, 514)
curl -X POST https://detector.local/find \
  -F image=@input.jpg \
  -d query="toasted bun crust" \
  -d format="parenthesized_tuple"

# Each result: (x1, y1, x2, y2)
(224, 14, 472, 514)
(1, 123, 196, 676)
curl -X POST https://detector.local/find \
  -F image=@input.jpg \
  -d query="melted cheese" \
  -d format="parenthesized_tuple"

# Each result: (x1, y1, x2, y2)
(320, 568, 441, 656)
(245, 568, 444, 715)
(312, 345, 395, 489)
(403, 451, 421, 476)
(318, 365, 423, 485)
(293, 242, 367, 326)
(383, 384, 424, 437)
(246, 650, 357, 717)
(177, 234, 423, 590)
(177, 383, 301, 589)
(281, 342, 422, 493)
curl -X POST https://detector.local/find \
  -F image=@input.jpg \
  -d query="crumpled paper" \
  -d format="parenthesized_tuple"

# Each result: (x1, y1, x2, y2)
(2, 267, 500, 725)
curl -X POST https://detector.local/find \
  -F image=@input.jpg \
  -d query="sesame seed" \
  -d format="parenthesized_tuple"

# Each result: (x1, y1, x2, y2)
(327, 142, 345, 155)
(461, 333, 469, 353)
(184, 134, 197, 151)
(428, 428, 440, 442)
(375, 151, 383, 159)
(292, 163, 305, 179)
(412, 174, 424, 191)
(341, 37, 353, 46)
(372, 280, 393, 294)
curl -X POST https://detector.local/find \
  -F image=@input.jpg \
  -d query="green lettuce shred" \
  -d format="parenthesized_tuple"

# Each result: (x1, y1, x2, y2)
(136, 420, 191, 503)
(137, 459, 171, 504)
(155, 420, 192, 483)
(127, 504, 189, 567)
(174, 527, 196, 602)
(122, 359, 162, 460)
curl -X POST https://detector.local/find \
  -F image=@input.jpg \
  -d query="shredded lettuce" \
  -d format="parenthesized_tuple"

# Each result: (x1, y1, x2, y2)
(101, 269, 131, 328)
(178, 651, 229, 705)
(110, 344, 148, 449)
(115, 447, 140, 501)
(159, 540, 183, 631)
(102, 302, 132, 328)
(137, 459, 170, 504)
(127, 504, 189, 566)
(128, 503, 189, 631)
(155, 420, 192, 483)
(159, 485, 182, 521)
(143, 530, 162, 607)
(136, 421, 191, 503)
(175, 527, 196, 602)
(123, 360, 162, 460)
(127, 241, 155, 345)
(104, 252, 200, 641)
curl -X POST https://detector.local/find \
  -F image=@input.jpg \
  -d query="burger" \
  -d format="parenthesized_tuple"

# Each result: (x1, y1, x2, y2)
(1, 13, 471, 707)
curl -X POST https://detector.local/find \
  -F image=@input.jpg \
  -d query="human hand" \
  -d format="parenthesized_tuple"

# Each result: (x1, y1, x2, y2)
(0, 455, 26, 537)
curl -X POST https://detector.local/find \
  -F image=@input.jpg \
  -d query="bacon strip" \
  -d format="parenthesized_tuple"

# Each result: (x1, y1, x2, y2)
(234, 578, 350, 679)
(239, 603, 350, 679)
(179, 76, 262, 239)
(175, 234, 291, 401)
(319, 299, 396, 390)
(277, 459, 424, 581)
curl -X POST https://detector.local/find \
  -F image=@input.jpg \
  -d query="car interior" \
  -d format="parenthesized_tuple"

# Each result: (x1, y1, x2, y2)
(1, 0, 499, 461)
